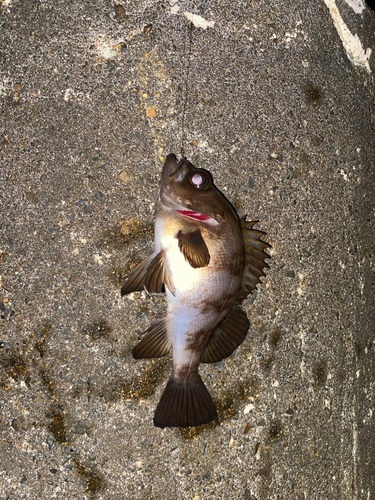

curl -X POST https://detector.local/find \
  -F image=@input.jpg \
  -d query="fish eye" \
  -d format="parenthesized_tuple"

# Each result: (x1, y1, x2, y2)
(189, 170, 211, 190)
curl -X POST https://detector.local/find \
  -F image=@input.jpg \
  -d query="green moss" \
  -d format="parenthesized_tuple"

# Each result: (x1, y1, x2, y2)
(123, 361, 168, 399)
(96, 219, 152, 251)
(216, 394, 237, 423)
(304, 82, 323, 105)
(48, 406, 67, 444)
(312, 360, 327, 386)
(102, 359, 168, 403)
(108, 263, 131, 286)
(179, 420, 216, 439)
(4, 354, 28, 381)
(262, 356, 274, 371)
(270, 326, 281, 347)
(84, 320, 112, 341)
(268, 421, 283, 441)
(34, 322, 53, 357)
(39, 368, 55, 396)
(72, 457, 104, 496)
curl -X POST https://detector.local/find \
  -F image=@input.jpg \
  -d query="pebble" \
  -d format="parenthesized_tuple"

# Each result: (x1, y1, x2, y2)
(146, 106, 156, 118)
(88, 177, 97, 189)
(46, 434, 55, 449)
(118, 171, 132, 184)
(11, 415, 30, 432)
(114, 3, 126, 20)
(13, 83, 22, 93)
(243, 422, 252, 434)
(25, 191, 40, 205)
(202, 469, 211, 480)
(25, 376, 40, 389)
(72, 419, 93, 435)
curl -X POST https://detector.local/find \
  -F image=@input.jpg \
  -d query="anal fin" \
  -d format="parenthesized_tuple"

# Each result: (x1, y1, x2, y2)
(200, 305, 250, 363)
(153, 374, 217, 428)
(132, 317, 171, 359)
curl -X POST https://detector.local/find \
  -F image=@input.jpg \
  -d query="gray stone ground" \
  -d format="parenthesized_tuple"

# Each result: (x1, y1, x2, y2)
(1, 0, 374, 499)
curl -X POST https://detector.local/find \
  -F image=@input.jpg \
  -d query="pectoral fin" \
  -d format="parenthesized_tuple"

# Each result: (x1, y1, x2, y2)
(133, 316, 171, 359)
(121, 253, 155, 296)
(121, 250, 175, 296)
(200, 305, 250, 363)
(177, 229, 210, 269)
(144, 250, 175, 294)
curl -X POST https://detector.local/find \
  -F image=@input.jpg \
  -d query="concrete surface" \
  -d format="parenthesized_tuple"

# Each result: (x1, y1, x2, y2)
(1, 0, 374, 499)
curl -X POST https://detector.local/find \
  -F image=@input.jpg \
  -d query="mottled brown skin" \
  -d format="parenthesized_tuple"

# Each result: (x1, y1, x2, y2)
(121, 154, 270, 428)
(150, 155, 246, 426)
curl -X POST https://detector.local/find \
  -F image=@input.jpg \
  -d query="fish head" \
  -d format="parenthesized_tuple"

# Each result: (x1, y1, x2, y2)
(157, 153, 236, 224)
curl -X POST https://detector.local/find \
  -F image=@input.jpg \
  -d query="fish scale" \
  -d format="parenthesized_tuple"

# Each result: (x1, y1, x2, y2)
(121, 153, 270, 428)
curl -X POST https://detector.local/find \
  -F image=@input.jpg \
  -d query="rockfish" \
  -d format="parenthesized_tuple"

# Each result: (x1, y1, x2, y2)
(121, 154, 270, 428)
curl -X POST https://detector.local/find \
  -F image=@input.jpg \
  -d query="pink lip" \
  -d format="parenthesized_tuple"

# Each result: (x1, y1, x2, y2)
(177, 210, 212, 221)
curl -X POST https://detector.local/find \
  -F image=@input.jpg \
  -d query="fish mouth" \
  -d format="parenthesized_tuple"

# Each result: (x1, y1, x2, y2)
(176, 210, 213, 222)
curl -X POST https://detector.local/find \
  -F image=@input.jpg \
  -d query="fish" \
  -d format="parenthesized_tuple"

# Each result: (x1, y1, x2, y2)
(121, 153, 270, 428)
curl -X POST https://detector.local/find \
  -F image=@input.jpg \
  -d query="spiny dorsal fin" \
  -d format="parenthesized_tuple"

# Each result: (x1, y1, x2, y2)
(132, 316, 171, 359)
(200, 305, 250, 363)
(121, 250, 175, 296)
(235, 219, 271, 304)
(177, 229, 210, 269)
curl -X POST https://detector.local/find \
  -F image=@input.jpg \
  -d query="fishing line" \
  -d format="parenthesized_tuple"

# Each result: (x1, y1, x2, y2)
(180, 20, 194, 160)
(179, 1, 212, 159)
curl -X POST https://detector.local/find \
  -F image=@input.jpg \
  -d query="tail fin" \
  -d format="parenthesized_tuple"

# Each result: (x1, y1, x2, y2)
(153, 374, 217, 428)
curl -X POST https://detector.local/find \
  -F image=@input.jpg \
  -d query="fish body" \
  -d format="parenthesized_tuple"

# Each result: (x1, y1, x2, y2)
(121, 154, 270, 428)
